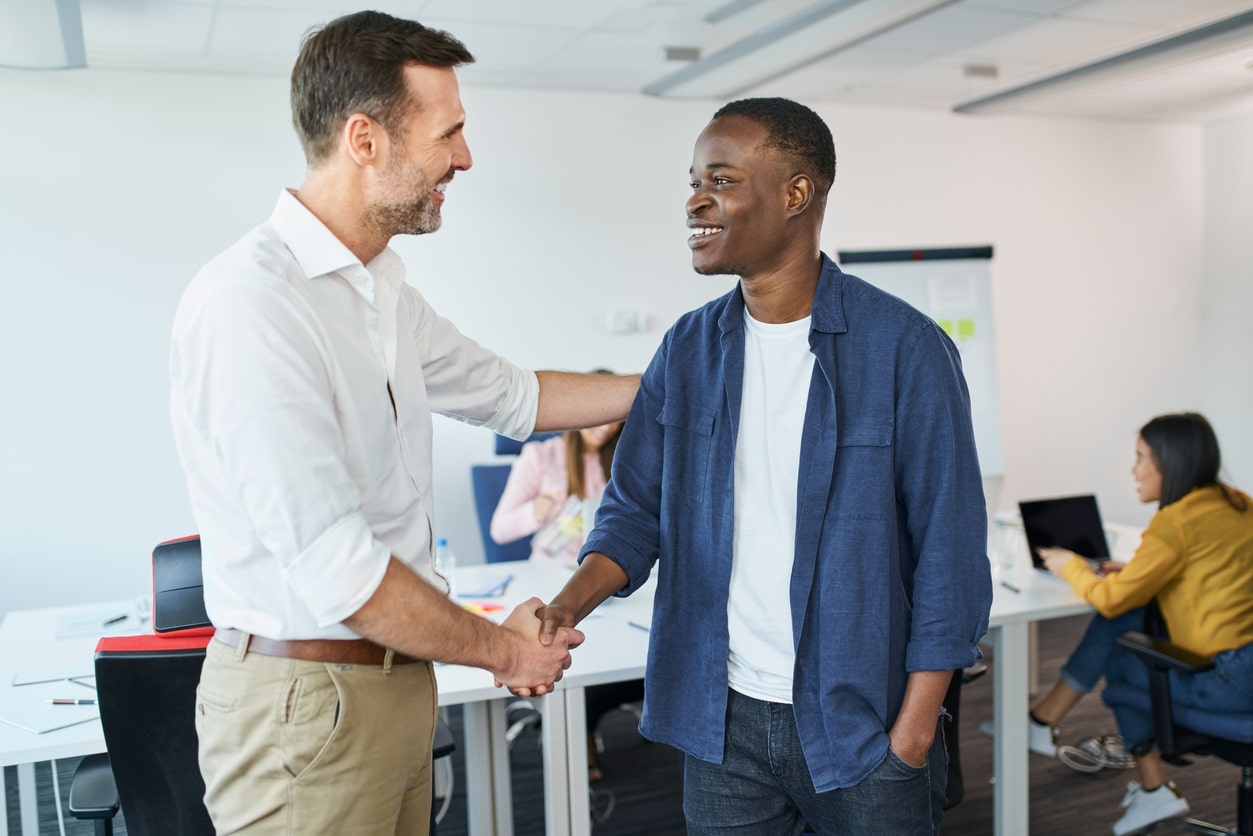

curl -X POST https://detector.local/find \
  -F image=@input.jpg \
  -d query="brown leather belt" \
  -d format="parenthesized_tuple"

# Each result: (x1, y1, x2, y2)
(215, 627, 422, 666)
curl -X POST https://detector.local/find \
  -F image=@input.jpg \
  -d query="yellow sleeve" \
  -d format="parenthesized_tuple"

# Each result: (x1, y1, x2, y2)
(1059, 516, 1186, 618)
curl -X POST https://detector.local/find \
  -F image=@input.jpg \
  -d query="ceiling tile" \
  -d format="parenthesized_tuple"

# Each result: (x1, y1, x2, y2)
(948, 14, 1158, 67)
(863, 4, 1038, 55)
(1061, 0, 1253, 29)
(82, 0, 216, 58)
(419, 0, 638, 31)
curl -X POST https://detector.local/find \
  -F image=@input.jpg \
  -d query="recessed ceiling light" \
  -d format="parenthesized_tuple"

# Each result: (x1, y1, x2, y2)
(663, 46, 701, 62)
(963, 64, 998, 79)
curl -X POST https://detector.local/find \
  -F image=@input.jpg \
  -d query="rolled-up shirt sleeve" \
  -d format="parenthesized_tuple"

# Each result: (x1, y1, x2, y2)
(171, 281, 391, 627)
(893, 323, 993, 672)
(404, 286, 538, 441)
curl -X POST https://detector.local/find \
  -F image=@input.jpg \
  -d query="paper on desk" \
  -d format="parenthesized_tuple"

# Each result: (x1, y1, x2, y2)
(0, 680, 99, 734)
(54, 607, 144, 640)
(12, 661, 94, 687)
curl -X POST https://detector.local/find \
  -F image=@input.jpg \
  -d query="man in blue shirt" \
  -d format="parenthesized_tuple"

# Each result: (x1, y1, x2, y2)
(536, 98, 992, 834)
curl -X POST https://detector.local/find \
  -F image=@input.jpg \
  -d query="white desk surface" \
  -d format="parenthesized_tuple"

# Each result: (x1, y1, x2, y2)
(0, 549, 1115, 836)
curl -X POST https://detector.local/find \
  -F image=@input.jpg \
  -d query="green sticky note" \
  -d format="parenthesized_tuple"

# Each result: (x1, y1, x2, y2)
(957, 318, 975, 340)
(937, 319, 954, 337)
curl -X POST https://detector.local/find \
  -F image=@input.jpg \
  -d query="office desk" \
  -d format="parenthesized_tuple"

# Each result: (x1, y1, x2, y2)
(0, 565, 584, 836)
(985, 568, 1093, 836)
(0, 560, 1104, 836)
(0, 599, 135, 836)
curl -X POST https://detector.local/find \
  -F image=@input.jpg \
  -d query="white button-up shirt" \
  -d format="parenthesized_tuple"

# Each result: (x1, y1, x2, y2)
(170, 190, 538, 639)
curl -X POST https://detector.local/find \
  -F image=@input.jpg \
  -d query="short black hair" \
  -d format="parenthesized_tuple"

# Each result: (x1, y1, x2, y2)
(291, 11, 474, 166)
(712, 97, 836, 195)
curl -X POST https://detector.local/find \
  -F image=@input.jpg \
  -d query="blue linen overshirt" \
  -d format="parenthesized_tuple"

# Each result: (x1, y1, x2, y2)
(580, 254, 993, 792)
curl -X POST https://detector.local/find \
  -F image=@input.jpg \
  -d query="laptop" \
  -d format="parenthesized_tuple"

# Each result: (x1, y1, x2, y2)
(1017, 494, 1111, 573)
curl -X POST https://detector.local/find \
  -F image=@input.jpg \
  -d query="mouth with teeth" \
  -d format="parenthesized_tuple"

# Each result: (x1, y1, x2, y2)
(688, 225, 723, 248)
(431, 172, 454, 204)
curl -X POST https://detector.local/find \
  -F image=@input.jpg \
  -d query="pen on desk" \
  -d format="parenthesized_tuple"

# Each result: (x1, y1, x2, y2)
(1000, 580, 1022, 594)
(102, 614, 128, 627)
(487, 574, 514, 597)
(47, 699, 97, 706)
(628, 621, 651, 633)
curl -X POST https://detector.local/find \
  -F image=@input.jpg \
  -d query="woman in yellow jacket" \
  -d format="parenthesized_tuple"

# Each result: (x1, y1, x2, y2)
(1037, 412, 1253, 835)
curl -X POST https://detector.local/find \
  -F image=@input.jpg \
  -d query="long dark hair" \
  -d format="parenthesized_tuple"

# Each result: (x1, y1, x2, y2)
(1139, 412, 1247, 512)
(563, 369, 623, 498)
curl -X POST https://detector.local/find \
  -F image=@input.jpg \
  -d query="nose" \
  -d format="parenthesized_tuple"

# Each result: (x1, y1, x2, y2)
(686, 186, 711, 217)
(453, 132, 472, 172)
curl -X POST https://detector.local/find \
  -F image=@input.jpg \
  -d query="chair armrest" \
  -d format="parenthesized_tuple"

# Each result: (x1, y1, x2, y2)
(1116, 632, 1216, 674)
(68, 753, 120, 820)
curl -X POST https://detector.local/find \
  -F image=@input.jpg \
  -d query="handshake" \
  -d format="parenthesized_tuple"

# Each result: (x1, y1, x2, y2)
(491, 598, 584, 697)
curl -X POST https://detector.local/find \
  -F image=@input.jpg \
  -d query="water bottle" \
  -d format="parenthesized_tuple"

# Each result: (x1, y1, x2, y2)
(435, 537, 458, 598)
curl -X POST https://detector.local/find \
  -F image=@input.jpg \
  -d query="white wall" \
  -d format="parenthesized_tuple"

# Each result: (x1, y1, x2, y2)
(1200, 111, 1253, 489)
(0, 66, 1212, 617)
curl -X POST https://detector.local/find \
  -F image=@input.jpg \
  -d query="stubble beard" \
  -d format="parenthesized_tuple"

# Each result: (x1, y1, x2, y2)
(365, 156, 442, 238)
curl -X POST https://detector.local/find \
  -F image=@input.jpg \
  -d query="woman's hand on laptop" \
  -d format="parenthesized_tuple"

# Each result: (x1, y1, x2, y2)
(1038, 547, 1080, 575)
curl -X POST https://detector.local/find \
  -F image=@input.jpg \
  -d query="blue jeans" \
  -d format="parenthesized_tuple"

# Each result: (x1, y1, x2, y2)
(683, 689, 947, 835)
(1106, 640, 1253, 748)
(1059, 608, 1147, 694)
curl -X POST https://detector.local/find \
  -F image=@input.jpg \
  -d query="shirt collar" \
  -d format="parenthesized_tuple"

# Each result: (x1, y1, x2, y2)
(269, 189, 361, 280)
(717, 252, 848, 336)
(268, 189, 407, 298)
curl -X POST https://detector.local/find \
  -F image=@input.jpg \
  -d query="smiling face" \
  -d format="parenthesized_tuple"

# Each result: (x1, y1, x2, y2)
(579, 421, 623, 452)
(364, 64, 472, 237)
(1132, 435, 1163, 504)
(686, 115, 793, 279)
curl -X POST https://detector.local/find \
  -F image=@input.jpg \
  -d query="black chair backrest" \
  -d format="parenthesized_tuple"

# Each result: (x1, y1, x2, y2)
(152, 536, 211, 635)
(94, 640, 214, 835)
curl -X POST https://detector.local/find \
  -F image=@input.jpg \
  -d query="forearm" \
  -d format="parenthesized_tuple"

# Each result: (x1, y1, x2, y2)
(534, 371, 640, 431)
(548, 553, 629, 625)
(490, 500, 545, 544)
(889, 669, 953, 764)
(344, 557, 514, 675)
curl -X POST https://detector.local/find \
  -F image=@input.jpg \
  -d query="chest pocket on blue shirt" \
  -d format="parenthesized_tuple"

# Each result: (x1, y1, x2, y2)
(657, 400, 716, 504)
(833, 412, 894, 509)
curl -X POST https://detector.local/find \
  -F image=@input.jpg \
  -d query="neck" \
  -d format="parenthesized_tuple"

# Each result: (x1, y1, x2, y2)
(294, 168, 389, 265)
(739, 243, 822, 324)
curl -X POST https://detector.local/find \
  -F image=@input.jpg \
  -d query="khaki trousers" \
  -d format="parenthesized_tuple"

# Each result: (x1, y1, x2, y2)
(195, 636, 437, 835)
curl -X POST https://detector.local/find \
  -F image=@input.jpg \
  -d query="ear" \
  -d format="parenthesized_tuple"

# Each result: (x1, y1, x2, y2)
(342, 112, 386, 168)
(784, 174, 815, 217)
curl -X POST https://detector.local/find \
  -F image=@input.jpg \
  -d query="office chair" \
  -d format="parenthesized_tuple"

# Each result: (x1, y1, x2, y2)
(470, 431, 560, 564)
(1102, 632, 1253, 835)
(69, 536, 458, 834)
(471, 462, 535, 563)
(943, 663, 988, 810)
(69, 632, 216, 836)
(493, 430, 558, 457)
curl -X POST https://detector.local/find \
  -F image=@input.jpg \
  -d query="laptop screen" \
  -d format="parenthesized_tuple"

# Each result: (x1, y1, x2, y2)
(1018, 494, 1110, 570)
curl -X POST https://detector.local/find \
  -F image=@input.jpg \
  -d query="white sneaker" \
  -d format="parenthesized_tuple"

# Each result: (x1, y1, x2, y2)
(1112, 780, 1190, 835)
(977, 717, 1059, 758)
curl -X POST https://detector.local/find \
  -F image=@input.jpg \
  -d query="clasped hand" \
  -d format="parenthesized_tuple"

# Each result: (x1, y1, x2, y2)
(494, 598, 584, 697)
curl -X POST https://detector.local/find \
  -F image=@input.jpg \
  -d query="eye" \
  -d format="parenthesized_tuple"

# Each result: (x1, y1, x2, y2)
(713, 176, 731, 186)
(689, 180, 701, 191)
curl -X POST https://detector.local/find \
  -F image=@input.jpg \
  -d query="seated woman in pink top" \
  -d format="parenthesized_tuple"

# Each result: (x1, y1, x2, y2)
(491, 406, 643, 781)
(490, 420, 622, 564)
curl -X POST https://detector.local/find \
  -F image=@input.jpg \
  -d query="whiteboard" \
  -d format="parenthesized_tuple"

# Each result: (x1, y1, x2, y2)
(838, 247, 1003, 476)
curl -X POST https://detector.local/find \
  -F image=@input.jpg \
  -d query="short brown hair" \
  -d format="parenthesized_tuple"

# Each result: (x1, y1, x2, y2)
(290, 11, 474, 166)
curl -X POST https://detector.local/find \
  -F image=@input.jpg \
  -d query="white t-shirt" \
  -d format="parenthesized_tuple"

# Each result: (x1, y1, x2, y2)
(726, 308, 814, 703)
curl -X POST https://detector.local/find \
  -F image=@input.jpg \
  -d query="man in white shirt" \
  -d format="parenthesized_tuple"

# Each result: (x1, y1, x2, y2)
(169, 11, 638, 834)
